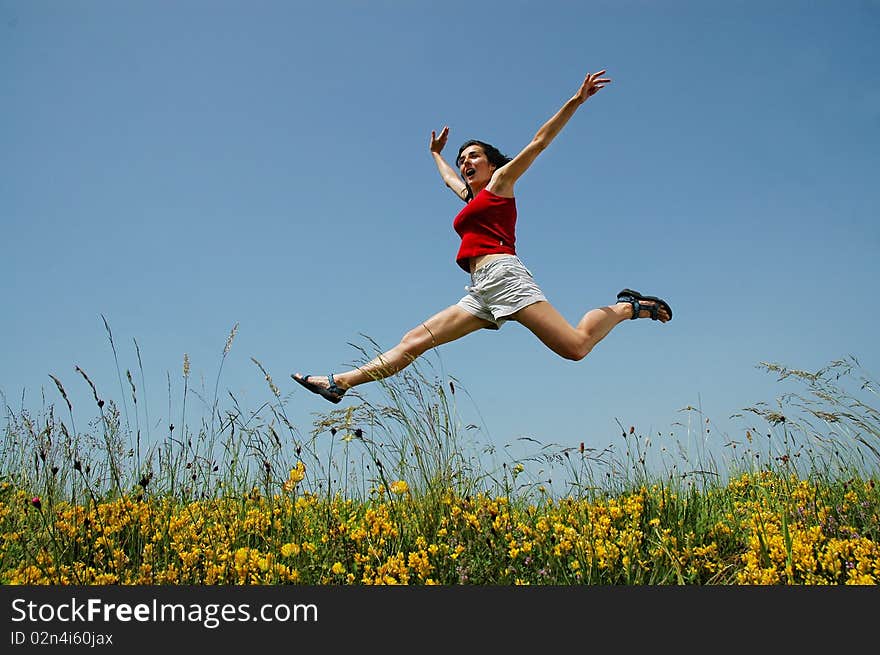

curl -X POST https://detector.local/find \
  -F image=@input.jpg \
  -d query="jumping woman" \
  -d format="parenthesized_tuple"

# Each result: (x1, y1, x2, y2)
(293, 69, 672, 404)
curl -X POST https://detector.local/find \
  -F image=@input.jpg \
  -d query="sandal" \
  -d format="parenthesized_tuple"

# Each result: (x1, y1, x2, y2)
(292, 373, 347, 404)
(617, 288, 673, 321)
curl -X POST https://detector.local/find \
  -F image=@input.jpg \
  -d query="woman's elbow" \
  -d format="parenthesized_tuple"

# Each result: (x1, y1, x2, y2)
(530, 135, 549, 152)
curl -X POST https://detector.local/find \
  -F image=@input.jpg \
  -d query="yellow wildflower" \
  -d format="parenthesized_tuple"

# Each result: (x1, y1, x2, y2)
(389, 480, 409, 495)
(280, 543, 301, 558)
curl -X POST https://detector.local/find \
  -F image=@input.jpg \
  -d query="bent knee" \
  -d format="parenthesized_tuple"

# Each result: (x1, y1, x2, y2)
(400, 327, 433, 357)
(559, 343, 592, 361)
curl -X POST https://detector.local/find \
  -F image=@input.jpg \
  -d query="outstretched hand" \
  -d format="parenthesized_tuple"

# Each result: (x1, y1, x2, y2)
(575, 70, 611, 104)
(430, 125, 449, 154)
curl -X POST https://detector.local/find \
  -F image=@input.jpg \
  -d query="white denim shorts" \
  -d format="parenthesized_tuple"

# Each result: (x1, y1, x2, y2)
(456, 255, 547, 329)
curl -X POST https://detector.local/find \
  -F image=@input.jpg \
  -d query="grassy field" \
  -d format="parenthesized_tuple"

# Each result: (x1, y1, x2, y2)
(2, 332, 878, 585)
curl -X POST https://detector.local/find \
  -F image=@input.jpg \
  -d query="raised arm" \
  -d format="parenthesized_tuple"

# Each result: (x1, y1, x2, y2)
(430, 125, 469, 202)
(488, 69, 611, 196)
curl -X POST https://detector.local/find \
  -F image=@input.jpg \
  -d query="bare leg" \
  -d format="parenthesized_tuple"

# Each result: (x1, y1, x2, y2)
(512, 298, 670, 361)
(293, 305, 493, 393)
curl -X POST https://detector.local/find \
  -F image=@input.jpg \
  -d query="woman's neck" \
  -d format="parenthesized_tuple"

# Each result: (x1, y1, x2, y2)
(469, 181, 488, 197)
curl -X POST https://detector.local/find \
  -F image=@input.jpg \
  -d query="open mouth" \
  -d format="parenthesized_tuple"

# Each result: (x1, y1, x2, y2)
(465, 168, 476, 179)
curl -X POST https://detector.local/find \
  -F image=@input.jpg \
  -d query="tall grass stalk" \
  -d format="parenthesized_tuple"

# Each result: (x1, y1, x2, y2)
(102, 315, 131, 439)
(133, 337, 149, 478)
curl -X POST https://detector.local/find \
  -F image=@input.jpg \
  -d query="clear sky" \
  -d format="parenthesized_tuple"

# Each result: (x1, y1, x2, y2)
(2, 1, 878, 476)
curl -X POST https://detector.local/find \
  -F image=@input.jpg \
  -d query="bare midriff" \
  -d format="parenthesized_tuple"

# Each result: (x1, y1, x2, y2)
(469, 253, 511, 274)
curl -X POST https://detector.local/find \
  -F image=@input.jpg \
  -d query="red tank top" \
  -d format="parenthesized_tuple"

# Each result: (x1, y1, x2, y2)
(452, 188, 517, 272)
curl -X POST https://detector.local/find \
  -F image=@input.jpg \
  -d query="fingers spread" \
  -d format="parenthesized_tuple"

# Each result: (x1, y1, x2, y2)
(586, 70, 611, 85)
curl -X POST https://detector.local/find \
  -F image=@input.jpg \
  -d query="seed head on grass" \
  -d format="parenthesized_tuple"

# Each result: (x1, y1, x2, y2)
(126, 370, 136, 406)
(223, 323, 239, 356)
(49, 374, 71, 413)
(251, 357, 280, 399)
(75, 366, 104, 408)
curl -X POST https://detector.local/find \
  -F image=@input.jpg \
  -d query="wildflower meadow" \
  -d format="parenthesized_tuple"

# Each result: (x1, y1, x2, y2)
(2, 324, 878, 586)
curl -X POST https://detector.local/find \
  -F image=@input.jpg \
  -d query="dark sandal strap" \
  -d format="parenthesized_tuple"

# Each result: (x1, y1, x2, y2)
(629, 300, 662, 320)
(619, 288, 668, 320)
(628, 299, 640, 320)
(327, 373, 345, 397)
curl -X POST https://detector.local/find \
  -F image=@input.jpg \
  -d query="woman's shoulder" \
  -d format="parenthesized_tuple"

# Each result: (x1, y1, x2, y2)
(481, 186, 515, 200)
(485, 174, 515, 199)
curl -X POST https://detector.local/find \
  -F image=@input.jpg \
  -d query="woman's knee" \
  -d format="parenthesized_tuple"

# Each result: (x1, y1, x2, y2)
(558, 342, 591, 361)
(399, 326, 433, 358)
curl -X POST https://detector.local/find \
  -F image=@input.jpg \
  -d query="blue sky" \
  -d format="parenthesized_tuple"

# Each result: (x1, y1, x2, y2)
(2, 1, 878, 475)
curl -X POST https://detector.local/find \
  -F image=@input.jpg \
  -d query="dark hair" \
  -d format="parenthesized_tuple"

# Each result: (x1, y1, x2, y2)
(455, 140, 512, 201)
(456, 140, 512, 168)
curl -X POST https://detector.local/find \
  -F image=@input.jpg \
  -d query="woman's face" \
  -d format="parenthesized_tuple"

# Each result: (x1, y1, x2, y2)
(457, 145, 496, 188)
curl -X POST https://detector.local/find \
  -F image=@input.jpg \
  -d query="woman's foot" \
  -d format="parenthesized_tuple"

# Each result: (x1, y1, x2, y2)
(616, 289, 673, 323)
(617, 300, 671, 322)
(291, 373, 349, 404)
